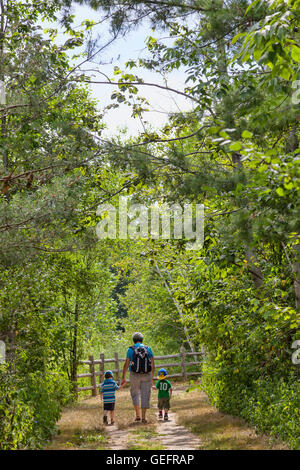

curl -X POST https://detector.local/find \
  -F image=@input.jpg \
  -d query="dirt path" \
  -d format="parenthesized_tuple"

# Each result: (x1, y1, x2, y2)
(105, 410, 202, 450)
(46, 385, 286, 450)
(105, 424, 128, 450)
(157, 412, 201, 450)
(104, 388, 201, 450)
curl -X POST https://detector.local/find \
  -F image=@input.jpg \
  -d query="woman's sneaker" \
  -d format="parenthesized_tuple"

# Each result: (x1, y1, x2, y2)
(103, 415, 108, 425)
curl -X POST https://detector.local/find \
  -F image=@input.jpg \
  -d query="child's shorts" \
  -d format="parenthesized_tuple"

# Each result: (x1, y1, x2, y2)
(158, 397, 170, 410)
(103, 403, 115, 411)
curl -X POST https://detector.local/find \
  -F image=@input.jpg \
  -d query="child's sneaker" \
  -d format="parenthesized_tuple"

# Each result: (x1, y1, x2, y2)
(164, 413, 169, 421)
(103, 415, 108, 425)
(158, 411, 163, 419)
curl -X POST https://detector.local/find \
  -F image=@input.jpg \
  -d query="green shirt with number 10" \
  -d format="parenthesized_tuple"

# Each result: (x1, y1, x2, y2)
(155, 379, 172, 398)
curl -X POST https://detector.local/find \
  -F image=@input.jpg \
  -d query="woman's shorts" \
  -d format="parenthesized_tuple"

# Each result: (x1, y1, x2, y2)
(129, 371, 152, 408)
(103, 402, 115, 411)
(158, 397, 170, 410)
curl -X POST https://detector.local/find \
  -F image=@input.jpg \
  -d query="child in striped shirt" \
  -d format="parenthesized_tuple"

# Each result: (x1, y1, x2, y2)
(100, 370, 123, 425)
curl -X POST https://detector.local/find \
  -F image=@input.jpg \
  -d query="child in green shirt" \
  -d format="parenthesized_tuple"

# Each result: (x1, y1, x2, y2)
(153, 368, 172, 421)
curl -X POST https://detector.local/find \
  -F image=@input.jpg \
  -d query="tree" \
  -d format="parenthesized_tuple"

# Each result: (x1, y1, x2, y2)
(0, 0, 106, 264)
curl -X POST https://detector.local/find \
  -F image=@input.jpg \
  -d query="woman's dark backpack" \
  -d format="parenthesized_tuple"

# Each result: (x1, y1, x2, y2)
(130, 345, 152, 373)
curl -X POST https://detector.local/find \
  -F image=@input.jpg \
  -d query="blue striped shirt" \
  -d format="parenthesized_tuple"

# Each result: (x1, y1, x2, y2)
(100, 378, 119, 403)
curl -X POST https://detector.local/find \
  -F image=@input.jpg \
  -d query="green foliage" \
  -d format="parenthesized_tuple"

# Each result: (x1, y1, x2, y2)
(1, 0, 300, 451)
(0, 365, 70, 449)
(235, 0, 300, 81)
(202, 364, 300, 449)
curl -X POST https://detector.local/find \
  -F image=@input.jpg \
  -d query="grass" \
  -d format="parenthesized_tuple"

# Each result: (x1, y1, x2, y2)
(46, 398, 107, 450)
(64, 430, 107, 449)
(127, 429, 165, 450)
(171, 387, 287, 450)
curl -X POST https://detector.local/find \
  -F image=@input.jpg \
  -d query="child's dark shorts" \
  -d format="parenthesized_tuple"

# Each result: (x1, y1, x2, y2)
(103, 403, 115, 411)
(158, 397, 170, 410)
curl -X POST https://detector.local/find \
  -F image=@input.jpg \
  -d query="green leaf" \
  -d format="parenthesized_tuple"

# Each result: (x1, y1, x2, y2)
(291, 45, 300, 63)
(253, 48, 263, 61)
(276, 187, 285, 197)
(284, 181, 294, 190)
(279, 66, 291, 80)
(219, 130, 229, 138)
(229, 142, 242, 151)
(207, 126, 220, 135)
(231, 32, 245, 44)
(242, 130, 253, 139)
(235, 182, 244, 195)
(258, 164, 268, 173)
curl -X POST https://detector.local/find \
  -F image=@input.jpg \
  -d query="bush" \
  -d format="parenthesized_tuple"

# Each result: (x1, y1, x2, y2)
(201, 362, 300, 449)
(0, 366, 71, 449)
(0, 367, 35, 449)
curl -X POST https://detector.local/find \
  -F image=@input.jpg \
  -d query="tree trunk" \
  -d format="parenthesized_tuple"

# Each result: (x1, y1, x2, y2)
(154, 260, 197, 355)
(70, 300, 79, 397)
(244, 247, 264, 289)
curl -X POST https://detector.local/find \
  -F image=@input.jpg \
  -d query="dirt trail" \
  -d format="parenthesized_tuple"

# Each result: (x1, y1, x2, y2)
(105, 424, 128, 450)
(47, 385, 285, 450)
(104, 388, 201, 450)
(157, 412, 201, 450)
(105, 410, 202, 450)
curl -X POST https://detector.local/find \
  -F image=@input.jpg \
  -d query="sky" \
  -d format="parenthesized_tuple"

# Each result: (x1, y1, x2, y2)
(42, 3, 193, 138)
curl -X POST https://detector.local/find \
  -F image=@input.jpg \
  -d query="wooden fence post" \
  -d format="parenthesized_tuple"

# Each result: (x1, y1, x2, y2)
(114, 352, 120, 383)
(181, 346, 187, 381)
(89, 354, 97, 397)
(100, 353, 105, 385)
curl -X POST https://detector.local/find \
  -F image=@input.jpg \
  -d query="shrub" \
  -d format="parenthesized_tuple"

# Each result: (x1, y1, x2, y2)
(0, 365, 71, 449)
(201, 362, 300, 449)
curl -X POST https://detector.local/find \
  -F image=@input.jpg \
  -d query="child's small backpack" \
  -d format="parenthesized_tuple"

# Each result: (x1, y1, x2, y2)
(130, 345, 152, 373)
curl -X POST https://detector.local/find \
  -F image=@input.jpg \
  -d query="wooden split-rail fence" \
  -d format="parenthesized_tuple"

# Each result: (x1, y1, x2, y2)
(76, 346, 203, 396)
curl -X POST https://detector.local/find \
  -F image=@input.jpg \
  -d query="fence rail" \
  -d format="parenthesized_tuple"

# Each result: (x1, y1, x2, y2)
(76, 346, 203, 396)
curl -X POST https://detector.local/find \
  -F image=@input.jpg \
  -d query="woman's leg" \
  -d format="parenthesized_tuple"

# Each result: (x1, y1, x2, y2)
(140, 373, 152, 421)
(130, 372, 141, 419)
